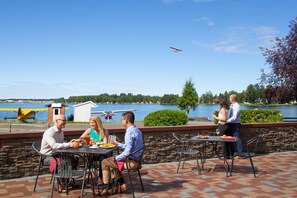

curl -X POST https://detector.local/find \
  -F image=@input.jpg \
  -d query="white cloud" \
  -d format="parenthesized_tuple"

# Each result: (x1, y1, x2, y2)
(192, 40, 243, 53)
(0, 81, 95, 99)
(195, 17, 215, 27)
(192, 26, 279, 53)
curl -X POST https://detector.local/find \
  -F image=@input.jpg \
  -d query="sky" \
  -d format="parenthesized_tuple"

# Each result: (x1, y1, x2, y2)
(0, 0, 296, 99)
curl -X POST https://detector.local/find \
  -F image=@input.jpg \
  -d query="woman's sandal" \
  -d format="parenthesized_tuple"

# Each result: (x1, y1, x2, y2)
(117, 183, 127, 193)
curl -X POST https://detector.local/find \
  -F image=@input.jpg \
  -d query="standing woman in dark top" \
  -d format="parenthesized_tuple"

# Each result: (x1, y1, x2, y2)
(212, 98, 233, 157)
(212, 98, 230, 136)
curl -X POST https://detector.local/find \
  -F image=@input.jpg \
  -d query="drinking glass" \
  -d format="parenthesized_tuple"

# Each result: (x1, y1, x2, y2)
(108, 135, 116, 143)
(216, 129, 220, 135)
(85, 136, 91, 145)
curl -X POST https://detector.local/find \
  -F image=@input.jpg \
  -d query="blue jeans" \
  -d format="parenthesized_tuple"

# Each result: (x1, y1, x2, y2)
(231, 123, 242, 153)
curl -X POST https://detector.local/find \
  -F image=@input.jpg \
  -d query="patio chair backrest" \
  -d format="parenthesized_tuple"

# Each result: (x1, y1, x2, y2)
(56, 153, 75, 178)
(128, 145, 145, 166)
(32, 140, 54, 192)
(246, 135, 261, 154)
(32, 141, 50, 166)
(172, 132, 188, 152)
(32, 141, 42, 154)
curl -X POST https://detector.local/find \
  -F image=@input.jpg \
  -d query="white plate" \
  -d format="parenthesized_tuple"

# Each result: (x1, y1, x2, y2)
(90, 145, 98, 149)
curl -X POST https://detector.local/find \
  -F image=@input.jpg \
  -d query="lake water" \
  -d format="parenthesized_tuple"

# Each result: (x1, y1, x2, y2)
(0, 103, 296, 122)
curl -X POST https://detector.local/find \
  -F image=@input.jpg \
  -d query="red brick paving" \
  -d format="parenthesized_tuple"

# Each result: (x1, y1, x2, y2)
(0, 151, 296, 198)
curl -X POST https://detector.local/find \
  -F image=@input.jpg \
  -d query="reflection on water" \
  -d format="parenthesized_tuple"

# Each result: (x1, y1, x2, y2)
(0, 103, 296, 122)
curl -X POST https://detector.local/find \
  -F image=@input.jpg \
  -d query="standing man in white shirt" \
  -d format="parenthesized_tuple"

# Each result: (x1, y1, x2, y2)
(227, 94, 242, 153)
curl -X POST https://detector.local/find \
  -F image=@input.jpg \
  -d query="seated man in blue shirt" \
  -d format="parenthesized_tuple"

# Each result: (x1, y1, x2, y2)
(100, 111, 143, 196)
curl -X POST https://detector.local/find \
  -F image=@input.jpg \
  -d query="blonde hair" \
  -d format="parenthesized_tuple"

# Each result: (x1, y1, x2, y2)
(230, 94, 237, 101)
(89, 116, 105, 140)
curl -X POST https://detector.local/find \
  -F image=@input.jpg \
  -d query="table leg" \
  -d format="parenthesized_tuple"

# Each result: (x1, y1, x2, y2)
(223, 142, 234, 177)
(200, 142, 207, 170)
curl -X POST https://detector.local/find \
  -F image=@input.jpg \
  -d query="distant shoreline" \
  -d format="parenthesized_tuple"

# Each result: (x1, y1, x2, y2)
(0, 101, 296, 106)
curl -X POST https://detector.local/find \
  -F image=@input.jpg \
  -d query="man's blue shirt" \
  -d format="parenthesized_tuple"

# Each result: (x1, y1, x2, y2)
(115, 125, 143, 161)
(227, 102, 241, 123)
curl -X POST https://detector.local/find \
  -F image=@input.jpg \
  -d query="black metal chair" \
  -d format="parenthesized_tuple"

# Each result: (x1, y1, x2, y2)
(32, 141, 54, 192)
(106, 145, 145, 198)
(124, 145, 145, 198)
(50, 153, 89, 198)
(172, 133, 202, 175)
(231, 135, 261, 178)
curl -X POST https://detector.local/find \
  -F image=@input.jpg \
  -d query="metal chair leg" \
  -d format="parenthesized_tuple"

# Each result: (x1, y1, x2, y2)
(196, 154, 201, 175)
(249, 156, 257, 178)
(177, 154, 182, 173)
(137, 169, 144, 191)
(182, 155, 186, 169)
(49, 172, 54, 184)
(80, 169, 87, 198)
(124, 167, 134, 198)
(50, 177, 55, 198)
(33, 162, 42, 191)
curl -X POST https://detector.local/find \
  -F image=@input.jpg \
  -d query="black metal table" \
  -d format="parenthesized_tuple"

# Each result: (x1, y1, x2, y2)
(56, 144, 116, 155)
(55, 145, 116, 197)
(190, 136, 237, 177)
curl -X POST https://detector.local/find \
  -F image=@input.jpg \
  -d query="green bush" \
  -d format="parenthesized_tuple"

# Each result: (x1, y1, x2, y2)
(240, 109, 283, 123)
(212, 109, 283, 124)
(144, 109, 188, 126)
(213, 110, 219, 124)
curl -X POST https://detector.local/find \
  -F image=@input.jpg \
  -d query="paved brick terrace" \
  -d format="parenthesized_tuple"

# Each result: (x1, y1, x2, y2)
(0, 151, 296, 198)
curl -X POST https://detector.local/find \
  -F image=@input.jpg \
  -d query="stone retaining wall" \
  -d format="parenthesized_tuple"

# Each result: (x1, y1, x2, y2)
(0, 122, 296, 180)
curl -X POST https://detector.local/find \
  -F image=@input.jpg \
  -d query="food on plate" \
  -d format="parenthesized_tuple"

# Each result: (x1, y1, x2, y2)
(90, 144, 98, 149)
(99, 143, 116, 148)
(72, 141, 81, 148)
(220, 135, 236, 139)
(90, 139, 98, 145)
(196, 134, 209, 139)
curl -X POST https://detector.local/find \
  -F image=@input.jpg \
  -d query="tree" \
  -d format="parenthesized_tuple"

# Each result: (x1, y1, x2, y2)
(178, 79, 198, 114)
(54, 97, 66, 103)
(257, 84, 266, 104)
(244, 84, 265, 103)
(199, 91, 213, 104)
(245, 84, 257, 103)
(160, 94, 179, 105)
(261, 17, 297, 102)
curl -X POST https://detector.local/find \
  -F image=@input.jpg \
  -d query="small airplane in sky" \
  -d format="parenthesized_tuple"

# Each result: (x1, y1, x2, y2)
(91, 109, 136, 122)
(170, 46, 182, 53)
(0, 107, 48, 122)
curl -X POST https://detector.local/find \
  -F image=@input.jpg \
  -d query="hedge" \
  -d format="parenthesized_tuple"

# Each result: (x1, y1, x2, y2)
(213, 109, 283, 124)
(144, 109, 188, 126)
